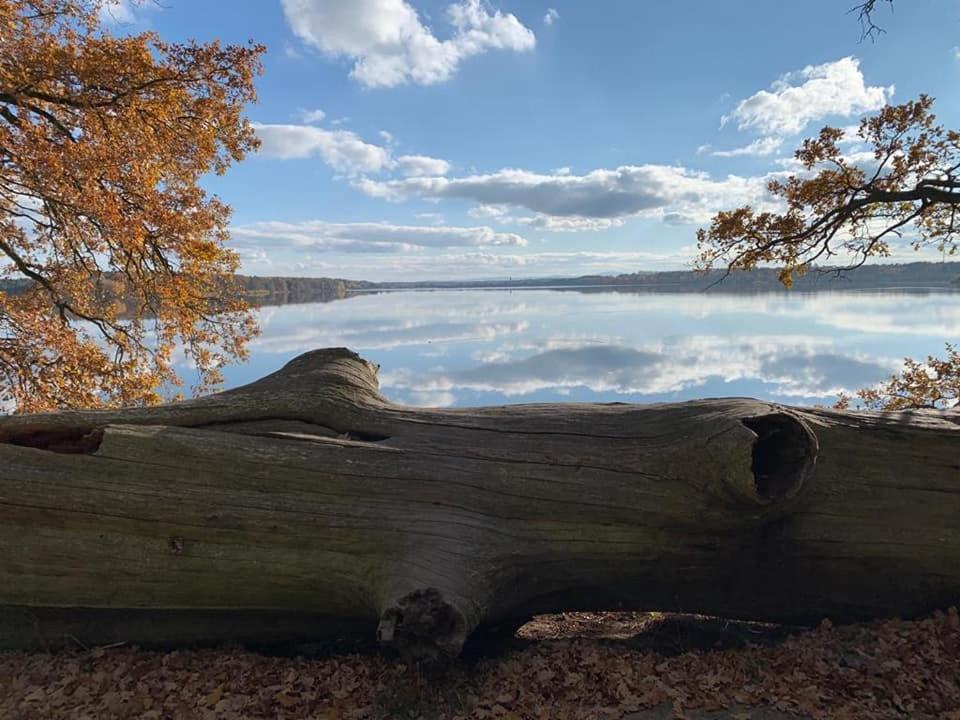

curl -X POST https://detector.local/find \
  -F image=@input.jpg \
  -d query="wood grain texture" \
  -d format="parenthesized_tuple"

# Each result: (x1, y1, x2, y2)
(1, 348, 958, 659)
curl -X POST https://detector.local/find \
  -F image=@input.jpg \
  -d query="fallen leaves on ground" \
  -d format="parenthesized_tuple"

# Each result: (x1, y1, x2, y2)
(2, 609, 959, 719)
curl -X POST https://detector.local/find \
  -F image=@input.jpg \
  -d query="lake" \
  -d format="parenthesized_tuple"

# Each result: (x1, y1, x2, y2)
(213, 288, 960, 408)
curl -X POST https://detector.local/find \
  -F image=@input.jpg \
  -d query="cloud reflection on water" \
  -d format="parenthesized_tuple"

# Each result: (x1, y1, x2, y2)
(380, 340, 895, 402)
(237, 288, 960, 407)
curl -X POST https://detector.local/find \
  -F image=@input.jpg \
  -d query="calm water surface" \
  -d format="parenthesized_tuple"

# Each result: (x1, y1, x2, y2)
(212, 288, 960, 408)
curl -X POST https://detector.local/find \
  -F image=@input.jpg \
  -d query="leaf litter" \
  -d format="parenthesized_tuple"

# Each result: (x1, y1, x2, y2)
(2, 608, 958, 719)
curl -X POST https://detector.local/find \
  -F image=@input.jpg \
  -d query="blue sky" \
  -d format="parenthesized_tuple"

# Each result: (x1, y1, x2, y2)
(108, 0, 960, 280)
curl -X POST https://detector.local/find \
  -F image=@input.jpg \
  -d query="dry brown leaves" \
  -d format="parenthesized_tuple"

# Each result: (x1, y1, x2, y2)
(2, 609, 958, 720)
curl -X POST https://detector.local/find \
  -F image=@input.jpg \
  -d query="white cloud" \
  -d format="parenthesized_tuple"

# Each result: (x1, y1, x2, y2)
(99, 0, 134, 23)
(543, 8, 559, 25)
(722, 57, 893, 137)
(281, 0, 535, 88)
(353, 177, 402, 199)
(468, 204, 626, 230)
(711, 136, 784, 158)
(774, 146, 880, 173)
(467, 204, 511, 220)
(238, 247, 697, 281)
(231, 220, 527, 253)
(406, 390, 458, 407)
(518, 215, 625, 231)
(253, 122, 454, 180)
(297, 108, 327, 123)
(837, 124, 865, 145)
(252, 123, 394, 174)
(397, 154, 451, 177)
(233, 245, 272, 264)
(357, 164, 780, 225)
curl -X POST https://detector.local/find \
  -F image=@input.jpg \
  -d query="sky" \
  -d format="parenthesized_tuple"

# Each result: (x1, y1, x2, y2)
(105, 0, 960, 281)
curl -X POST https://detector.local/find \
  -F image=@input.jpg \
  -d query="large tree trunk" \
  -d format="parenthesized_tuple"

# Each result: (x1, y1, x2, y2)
(1, 348, 958, 659)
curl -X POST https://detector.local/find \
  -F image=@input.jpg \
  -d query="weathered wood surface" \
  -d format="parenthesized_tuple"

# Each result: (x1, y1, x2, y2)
(1, 348, 958, 659)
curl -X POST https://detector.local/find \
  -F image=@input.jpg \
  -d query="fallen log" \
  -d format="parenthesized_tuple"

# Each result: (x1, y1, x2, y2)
(1, 348, 958, 659)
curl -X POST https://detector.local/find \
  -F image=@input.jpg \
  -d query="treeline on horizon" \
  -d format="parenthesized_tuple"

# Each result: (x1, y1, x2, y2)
(367, 261, 960, 292)
(1, 262, 958, 305)
(0, 274, 372, 307)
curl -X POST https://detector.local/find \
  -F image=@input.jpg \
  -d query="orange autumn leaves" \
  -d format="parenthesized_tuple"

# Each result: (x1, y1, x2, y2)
(836, 344, 960, 411)
(697, 95, 959, 286)
(697, 95, 960, 410)
(0, 0, 264, 411)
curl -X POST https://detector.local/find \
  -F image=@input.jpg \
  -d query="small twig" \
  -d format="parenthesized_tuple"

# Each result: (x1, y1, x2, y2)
(63, 633, 89, 651)
(850, 0, 894, 42)
(96, 641, 127, 650)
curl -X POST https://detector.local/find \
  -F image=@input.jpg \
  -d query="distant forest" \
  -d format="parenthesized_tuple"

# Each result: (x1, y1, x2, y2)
(0, 275, 372, 307)
(239, 275, 373, 304)
(1, 262, 958, 307)
(367, 261, 960, 293)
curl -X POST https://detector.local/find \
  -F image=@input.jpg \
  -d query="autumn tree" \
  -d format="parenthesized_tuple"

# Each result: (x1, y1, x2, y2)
(0, 0, 264, 412)
(697, 95, 960, 409)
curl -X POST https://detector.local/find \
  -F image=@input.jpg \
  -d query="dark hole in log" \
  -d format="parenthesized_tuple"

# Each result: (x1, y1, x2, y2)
(3, 428, 104, 454)
(339, 429, 390, 442)
(742, 414, 815, 501)
(201, 419, 389, 443)
(378, 588, 467, 662)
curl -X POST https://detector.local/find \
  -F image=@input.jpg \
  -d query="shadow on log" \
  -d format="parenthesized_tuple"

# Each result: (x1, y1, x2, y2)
(1, 348, 958, 660)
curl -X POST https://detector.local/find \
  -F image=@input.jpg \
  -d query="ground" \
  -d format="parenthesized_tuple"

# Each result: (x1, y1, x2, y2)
(2, 610, 959, 719)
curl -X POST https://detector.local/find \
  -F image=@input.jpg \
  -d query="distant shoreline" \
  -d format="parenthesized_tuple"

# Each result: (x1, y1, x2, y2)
(239, 262, 960, 306)
(348, 261, 960, 295)
(351, 280, 960, 295)
(2, 261, 958, 307)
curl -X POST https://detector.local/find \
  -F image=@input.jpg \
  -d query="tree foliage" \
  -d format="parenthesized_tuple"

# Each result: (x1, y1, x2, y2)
(697, 95, 960, 410)
(836, 344, 959, 411)
(0, 0, 264, 412)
